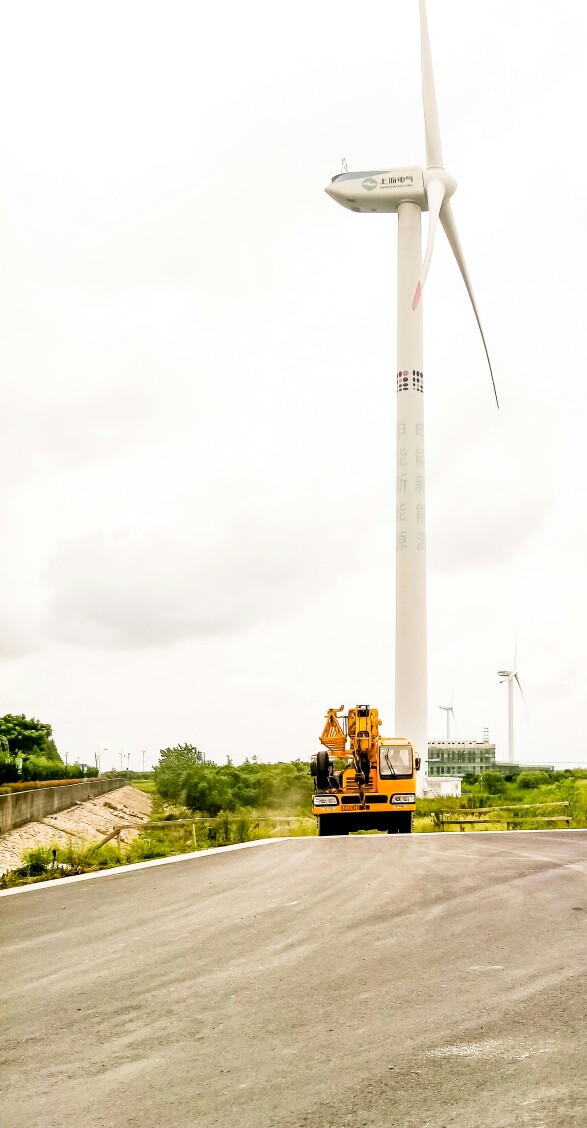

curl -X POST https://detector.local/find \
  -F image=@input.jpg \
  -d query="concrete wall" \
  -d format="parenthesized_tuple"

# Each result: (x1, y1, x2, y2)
(0, 779, 125, 834)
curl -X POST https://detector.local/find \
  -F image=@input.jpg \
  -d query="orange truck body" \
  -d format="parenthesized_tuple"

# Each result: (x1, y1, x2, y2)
(311, 705, 417, 835)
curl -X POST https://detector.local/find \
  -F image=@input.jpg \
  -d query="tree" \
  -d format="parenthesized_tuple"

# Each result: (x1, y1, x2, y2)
(0, 735, 19, 784)
(0, 714, 61, 762)
(154, 743, 206, 802)
(517, 770, 550, 790)
(182, 768, 235, 817)
(481, 770, 507, 795)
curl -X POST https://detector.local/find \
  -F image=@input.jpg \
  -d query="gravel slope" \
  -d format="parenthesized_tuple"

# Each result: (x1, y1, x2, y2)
(0, 785, 152, 872)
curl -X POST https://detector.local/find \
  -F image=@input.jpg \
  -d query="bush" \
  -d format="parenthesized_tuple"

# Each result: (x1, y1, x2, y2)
(0, 778, 86, 794)
(481, 771, 507, 795)
(152, 746, 314, 816)
(517, 771, 551, 790)
(0, 760, 20, 785)
(182, 769, 236, 816)
(22, 847, 54, 876)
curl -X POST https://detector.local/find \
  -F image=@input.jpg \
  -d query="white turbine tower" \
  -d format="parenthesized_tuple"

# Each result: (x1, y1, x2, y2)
(325, 0, 497, 793)
(439, 705, 455, 741)
(498, 659, 526, 764)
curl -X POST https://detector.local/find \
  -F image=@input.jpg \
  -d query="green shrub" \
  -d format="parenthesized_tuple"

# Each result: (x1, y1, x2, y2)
(126, 837, 172, 861)
(0, 761, 20, 785)
(517, 771, 551, 790)
(481, 771, 507, 795)
(20, 847, 54, 876)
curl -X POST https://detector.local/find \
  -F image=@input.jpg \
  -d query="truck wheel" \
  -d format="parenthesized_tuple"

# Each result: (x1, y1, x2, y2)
(387, 813, 413, 834)
(316, 750, 331, 790)
(318, 817, 350, 836)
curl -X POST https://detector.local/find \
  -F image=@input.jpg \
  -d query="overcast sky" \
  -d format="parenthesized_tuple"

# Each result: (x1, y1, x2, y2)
(0, 0, 586, 771)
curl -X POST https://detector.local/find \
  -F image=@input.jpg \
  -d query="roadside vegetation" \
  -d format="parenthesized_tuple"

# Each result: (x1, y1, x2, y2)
(3, 741, 587, 888)
(414, 770, 587, 832)
(0, 798, 314, 889)
(154, 744, 313, 813)
(0, 713, 97, 784)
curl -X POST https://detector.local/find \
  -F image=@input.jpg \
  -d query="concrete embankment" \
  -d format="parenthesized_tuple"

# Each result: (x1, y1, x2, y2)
(0, 778, 124, 834)
(0, 784, 152, 872)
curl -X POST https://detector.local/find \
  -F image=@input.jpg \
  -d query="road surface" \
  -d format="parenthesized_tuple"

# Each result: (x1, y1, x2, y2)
(2, 831, 587, 1127)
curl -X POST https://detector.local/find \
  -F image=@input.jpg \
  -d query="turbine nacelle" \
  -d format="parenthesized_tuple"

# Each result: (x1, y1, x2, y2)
(326, 167, 428, 213)
(325, 167, 457, 217)
(324, 0, 498, 407)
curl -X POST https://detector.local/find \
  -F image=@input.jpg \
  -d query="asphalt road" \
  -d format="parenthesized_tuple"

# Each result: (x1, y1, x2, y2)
(2, 832, 587, 1128)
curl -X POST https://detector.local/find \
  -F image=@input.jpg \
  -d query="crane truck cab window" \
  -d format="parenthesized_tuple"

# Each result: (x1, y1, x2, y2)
(379, 744, 412, 778)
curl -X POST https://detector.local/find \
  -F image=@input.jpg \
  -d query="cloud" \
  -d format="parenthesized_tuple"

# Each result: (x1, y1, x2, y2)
(429, 490, 548, 573)
(427, 405, 554, 573)
(44, 504, 359, 651)
(0, 605, 39, 660)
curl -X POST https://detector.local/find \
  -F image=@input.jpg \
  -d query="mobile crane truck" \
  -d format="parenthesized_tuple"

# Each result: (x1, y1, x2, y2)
(310, 706, 419, 835)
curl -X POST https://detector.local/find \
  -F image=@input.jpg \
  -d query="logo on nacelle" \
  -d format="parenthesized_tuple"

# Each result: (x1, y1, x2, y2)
(362, 177, 378, 191)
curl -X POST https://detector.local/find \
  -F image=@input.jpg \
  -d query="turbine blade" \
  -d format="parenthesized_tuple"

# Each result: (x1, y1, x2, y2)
(514, 674, 527, 704)
(412, 177, 446, 310)
(515, 674, 530, 721)
(440, 199, 499, 408)
(419, 0, 444, 169)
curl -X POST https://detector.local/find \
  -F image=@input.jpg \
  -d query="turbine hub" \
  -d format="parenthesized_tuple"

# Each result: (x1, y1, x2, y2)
(424, 167, 456, 200)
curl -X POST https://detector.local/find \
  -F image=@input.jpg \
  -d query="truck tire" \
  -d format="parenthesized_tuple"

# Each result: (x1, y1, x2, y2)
(315, 750, 331, 790)
(387, 812, 413, 834)
(318, 816, 349, 836)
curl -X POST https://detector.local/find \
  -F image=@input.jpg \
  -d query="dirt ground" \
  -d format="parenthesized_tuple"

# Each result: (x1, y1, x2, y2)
(0, 785, 152, 873)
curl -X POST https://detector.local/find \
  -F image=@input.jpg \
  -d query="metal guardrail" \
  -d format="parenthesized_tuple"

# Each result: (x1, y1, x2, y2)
(438, 801, 571, 831)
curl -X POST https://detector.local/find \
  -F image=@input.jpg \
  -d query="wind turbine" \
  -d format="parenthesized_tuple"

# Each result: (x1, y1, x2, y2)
(439, 705, 455, 741)
(325, 0, 497, 791)
(498, 661, 526, 764)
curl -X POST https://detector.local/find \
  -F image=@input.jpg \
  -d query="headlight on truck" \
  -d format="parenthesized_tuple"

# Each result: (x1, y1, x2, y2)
(391, 793, 415, 805)
(314, 795, 339, 807)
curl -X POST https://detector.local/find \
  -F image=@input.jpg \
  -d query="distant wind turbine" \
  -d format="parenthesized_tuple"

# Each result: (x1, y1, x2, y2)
(498, 654, 527, 763)
(325, 0, 497, 790)
(439, 705, 455, 741)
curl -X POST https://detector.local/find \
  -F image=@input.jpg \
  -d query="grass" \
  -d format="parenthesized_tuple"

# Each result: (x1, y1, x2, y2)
(4, 776, 584, 890)
(0, 807, 317, 889)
